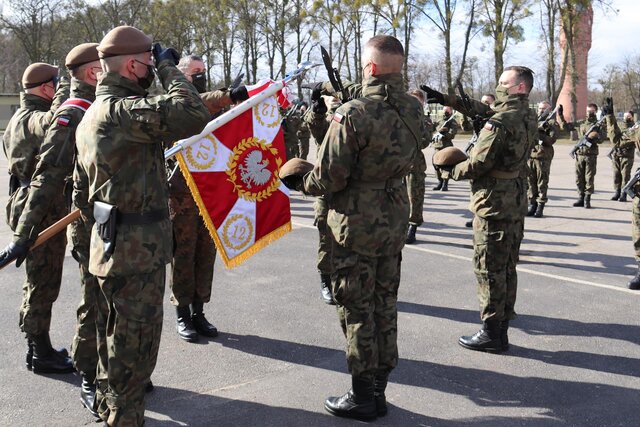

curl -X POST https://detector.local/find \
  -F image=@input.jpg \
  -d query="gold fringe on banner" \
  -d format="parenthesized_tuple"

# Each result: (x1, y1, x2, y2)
(176, 150, 291, 269)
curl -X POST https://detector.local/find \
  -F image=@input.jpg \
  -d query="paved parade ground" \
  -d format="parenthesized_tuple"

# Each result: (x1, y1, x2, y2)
(0, 140, 638, 426)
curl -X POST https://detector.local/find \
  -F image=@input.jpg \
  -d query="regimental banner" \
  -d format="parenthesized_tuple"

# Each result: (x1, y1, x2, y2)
(176, 80, 292, 268)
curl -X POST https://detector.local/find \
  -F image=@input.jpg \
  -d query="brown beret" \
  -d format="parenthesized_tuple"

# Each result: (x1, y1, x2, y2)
(97, 26, 152, 58)
(279, 158, 314, 179)
(432, 146, 467, 167)
(66, 43, 100, 69)
(22, 63, 58, 89)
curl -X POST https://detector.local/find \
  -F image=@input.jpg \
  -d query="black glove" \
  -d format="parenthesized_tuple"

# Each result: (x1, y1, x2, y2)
(312, 98, 327, 115)
(280, 174, 305, 192)
(557, 104, 564, 119)
(230, 85, 249, 102)
(0, 241, 30, 268)
(311, 82, 323, 102)
(602, 97, 614, 115)
(420, 85, 445, 105)
(152, 43, 179, 66)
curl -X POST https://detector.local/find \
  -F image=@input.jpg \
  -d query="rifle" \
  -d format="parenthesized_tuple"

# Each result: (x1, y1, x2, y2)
(283, 102, 302, 120)
(536, 104, 560, 145)
(455, 80, 486, 153)
(320, 46, 349, 103)
(623, 167, 640, 198)
(432, 112, 458, 145)
(569, 116, 607, 159)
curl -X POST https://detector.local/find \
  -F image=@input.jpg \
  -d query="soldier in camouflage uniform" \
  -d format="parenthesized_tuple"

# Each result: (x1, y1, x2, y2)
(526, 101, 560, 218)
(168, 55, 248, 343)
(431, 106, 459, 191)
(405, 89, 433, 244)
(283, 105, 301, 160)
(445, 66, 537, 353)
(303, 92, 338, 304)
(606, 109, 636, 202)
(572, 103, 606, 209)
(0, 62, 71, 373)
(75, 26, 210, 426)
(286, 35, 423, 420)
(627, 160, 640, 290)
(297, 105, 311, 159)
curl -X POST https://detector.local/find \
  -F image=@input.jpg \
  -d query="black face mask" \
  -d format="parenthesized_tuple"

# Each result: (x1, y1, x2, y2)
(134, 61, 155, 89)
(191, 72, 207, 93)
(587, 112, 596, 121)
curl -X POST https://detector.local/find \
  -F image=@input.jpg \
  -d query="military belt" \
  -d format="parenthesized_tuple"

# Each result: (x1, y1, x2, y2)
(117, 209, 168, 225)
(488, 170, 519, 180)
(349, 178, 404, 190)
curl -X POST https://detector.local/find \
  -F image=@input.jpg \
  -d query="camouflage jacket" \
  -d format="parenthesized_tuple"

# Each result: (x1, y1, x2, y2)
(419, 113, 434, 149)
(75, 61, 210, 276)
(303, 73, 422, 257)
(303, 105, 335, 145)
(530, 115, 559, 160)
(12, 79, 95, 245)
(444, 93, 494, 120)
(431, 114, 459, 150)
(3, 83, 70, 231)
(606, 114, 637, 158)
(451, 94, 537, 221)
(576, 117, 606, 156)
(297, 113, 311, 140)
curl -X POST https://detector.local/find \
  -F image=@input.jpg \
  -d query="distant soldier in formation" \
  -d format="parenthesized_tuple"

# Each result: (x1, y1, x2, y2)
(572, 103, 606, 209)
(297, 104, 311, 159)
(431, 106, 459, 191)
(627, 172, 640, 290)
(606, 108, 636, 202)
(526, 101, 560, 218)
(443, 66, 537, 353)
(0, 62, 72, 374)
(75, 25, 210, 425)
(405, 89, 433, 244)
(283, 105, 302, 160)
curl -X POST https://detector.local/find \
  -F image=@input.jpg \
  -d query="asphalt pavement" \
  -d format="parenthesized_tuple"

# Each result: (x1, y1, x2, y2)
(0, 140, 638, 426)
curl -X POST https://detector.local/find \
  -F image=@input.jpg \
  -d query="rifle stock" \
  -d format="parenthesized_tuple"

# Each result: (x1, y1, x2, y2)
(623, 168, 640, 199)
(569, 116, 606, 159)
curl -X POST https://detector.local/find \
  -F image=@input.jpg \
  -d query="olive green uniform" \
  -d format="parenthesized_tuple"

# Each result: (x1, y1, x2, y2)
(75, 62, 209, 426)
(303, 73, 422, 378)
(527, 116, 559, 204)
(606, 115, 636, 194)
(450, 94, 537, 322)
(431, 114, 459, 182)
(3, 82, 69, 337)
(575, 117, 606, 196)
(407, 114, 433, 226)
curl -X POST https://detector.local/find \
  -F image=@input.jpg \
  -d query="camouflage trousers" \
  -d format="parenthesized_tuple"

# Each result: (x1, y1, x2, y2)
(69, 217, 100, 377)
(527, 157, 553, 204)
(298, 137, 309, 160)
(169, 196, 216, 306)
(314, 196, 334, 275)
(612, 155, 634, 192)
(19, 205, 67, 336)
(633, 199, 640, 261)
(473, 216, 524, 322)
(406, 153, 426, 226)
(575, 154, 597, 195)
(432, 148, 448, 182)
(95, 268, 164, 427)
(331, 243, 401, 378)
(286, 139, 299, 161)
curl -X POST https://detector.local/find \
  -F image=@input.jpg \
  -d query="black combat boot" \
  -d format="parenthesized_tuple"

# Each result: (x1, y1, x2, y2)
(500, 321, 510, 351)
(441, 179, 449, 191)
(458, 320, 503, 353)
(324, 375, 377, 420)
(611, 190, 621, 201)
(585, 194, 592, 209)
(31, 333, 74, 374)
(80, 373, 99, 418)
(176, 305, 199, 342)
(572, 194, 584, 207)
(526, 201, 538, 216)
(191, 301, 218, 338)
(432, 179, 443, 191)
(619, 192, 628, 202)
(629, 262, 640, 290)
(406, 224, 417, 244)
(374, 372, 389, 417)
(26, 338, 69, 371)
(320, 274, 335, 305)
(534, 202, 545, 218)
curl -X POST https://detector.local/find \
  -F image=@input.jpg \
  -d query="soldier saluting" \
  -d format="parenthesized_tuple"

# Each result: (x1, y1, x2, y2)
(75, 25, 210, 426)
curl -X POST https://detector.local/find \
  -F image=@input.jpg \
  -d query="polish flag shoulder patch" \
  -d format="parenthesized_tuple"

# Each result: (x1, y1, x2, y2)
(56, 116, 70, 127)
(333, 112, 345, 124)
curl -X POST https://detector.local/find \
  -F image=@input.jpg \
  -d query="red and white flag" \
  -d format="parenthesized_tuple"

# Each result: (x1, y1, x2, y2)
(176, 80, 292, 268)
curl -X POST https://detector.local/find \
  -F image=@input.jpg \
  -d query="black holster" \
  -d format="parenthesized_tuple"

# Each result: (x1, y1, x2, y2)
(93, 201, 117, 259)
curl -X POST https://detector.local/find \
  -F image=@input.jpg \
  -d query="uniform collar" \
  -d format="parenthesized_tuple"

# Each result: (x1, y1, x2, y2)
(492, 94, 529, 112)
(96, 72, 148, 98)
(361, 73, 406, 98)
(70, 78, 97, 102)
(20, 93, 52, 111)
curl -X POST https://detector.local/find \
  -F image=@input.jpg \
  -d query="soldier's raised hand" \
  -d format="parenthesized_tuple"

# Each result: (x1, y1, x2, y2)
(230, 86, 249, 102)
(602, 97, 614, 115)
(0, 241, 30, 269)
(420, 85, 445, 105)
(152, 43, 179, 66)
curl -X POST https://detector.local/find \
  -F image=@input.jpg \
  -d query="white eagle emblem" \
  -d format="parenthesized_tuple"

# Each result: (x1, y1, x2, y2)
(238, 150, 271, 189)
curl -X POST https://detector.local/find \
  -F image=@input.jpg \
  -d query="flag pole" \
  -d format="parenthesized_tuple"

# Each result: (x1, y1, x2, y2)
(164, 61, 319, 160)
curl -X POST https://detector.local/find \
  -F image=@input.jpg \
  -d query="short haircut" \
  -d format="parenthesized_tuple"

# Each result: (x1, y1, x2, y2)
(504, 65, 534, 93)
(365, 35, 404, 57)
(482, 94, 495, 101)
(587, 103, 598, 110)
(178, 55, 204, 73)
(627, 110, 635, 117)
